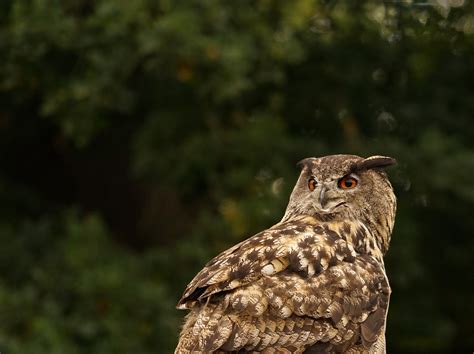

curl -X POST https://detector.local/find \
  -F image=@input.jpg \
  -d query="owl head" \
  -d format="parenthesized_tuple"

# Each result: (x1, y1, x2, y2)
(283, 154, 397, 241)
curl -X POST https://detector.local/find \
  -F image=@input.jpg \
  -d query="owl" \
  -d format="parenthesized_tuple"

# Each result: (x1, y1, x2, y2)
(175, 154, 397, 353)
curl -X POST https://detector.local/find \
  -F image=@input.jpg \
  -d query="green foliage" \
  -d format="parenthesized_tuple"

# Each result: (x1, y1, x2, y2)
(1, 0, 474, 352)
(0, 212, 179, 353)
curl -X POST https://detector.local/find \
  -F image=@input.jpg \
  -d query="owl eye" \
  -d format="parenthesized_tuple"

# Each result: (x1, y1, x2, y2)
(308, 177, 318, 191)
(338, 176, 358, 190)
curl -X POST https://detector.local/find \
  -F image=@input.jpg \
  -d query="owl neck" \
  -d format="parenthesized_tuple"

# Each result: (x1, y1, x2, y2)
(337, 217, 393, 259)
(281, 214, 393, 259)
(362, 213, 394, 256)
(351, 218, 391, 259)
(360, 188, 397, 256)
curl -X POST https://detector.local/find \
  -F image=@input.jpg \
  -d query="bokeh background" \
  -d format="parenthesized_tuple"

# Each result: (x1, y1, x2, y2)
(1, 0, 474, 353)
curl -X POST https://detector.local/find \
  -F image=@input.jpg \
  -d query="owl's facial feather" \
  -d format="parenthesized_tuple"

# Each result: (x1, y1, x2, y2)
(284, 154, 396, 253)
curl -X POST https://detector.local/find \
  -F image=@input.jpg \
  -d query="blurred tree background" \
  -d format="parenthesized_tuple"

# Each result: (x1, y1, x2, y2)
(1, 0, 473, 352)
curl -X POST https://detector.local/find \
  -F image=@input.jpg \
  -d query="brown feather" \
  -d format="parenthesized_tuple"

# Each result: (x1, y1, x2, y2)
(175, 154, 396, 353)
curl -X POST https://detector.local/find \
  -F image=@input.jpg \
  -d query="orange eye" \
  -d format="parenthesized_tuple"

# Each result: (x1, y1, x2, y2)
(308, 177, 317, 191)
(338, 176, 358, 189)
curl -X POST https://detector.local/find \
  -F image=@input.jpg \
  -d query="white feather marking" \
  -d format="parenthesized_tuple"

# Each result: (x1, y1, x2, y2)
(280, 306, 292, 318)
(307, 263, 315, 277)
(261, 264, 274, 275)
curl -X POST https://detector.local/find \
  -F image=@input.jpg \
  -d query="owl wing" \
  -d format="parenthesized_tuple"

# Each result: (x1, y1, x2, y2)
(177, 216, 329, 309)
(176, 217, 390, 352)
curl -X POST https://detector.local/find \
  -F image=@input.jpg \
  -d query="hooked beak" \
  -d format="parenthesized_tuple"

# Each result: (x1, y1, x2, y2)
(313, 184, 344, 214)
(318, 185, 327, 208)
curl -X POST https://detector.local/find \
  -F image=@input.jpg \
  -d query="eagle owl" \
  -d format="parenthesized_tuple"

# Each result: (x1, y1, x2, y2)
(175, 154, 397, 353)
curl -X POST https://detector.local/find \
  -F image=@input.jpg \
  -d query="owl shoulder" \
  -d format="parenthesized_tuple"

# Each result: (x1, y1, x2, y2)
(176, 216, 358, 309)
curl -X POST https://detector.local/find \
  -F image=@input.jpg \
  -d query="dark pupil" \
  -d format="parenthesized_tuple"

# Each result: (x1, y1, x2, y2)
(345, 179, 353, 187)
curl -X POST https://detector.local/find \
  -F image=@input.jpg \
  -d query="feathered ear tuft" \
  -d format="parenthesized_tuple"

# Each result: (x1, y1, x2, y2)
(296, 158, 313, 171)
(353, 155, 397, 171)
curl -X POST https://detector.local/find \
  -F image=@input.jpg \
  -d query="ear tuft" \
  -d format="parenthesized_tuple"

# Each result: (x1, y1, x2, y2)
(296, 158, 313, 171)
(354, 155, 397, 171)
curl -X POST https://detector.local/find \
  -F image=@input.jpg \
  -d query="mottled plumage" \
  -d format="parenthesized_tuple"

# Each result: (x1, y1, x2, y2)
(175, 154, 397, 353)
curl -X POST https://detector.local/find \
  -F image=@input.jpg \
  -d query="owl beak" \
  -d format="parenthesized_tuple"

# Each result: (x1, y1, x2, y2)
(319, 186, 328, 208)
(313, 184, 344, 213)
